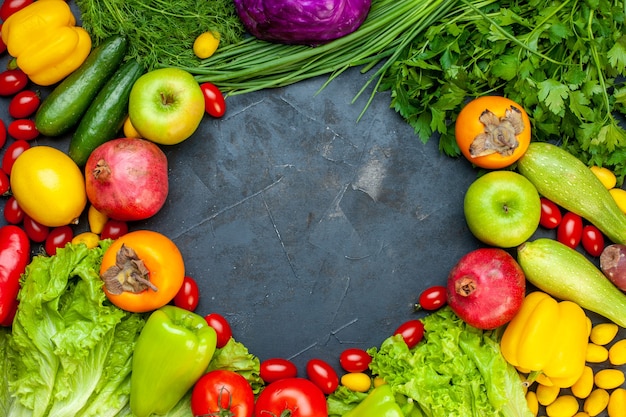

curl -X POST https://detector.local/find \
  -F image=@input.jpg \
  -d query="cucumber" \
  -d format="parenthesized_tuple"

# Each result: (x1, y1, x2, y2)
(35, 35, 128, 137)
(68, 59, 145, 166)
(517, 142, 626, 244)
(517, 238, 626, 327)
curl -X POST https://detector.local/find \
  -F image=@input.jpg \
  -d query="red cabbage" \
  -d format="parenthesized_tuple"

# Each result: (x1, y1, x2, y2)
(233, 0, 372, 46)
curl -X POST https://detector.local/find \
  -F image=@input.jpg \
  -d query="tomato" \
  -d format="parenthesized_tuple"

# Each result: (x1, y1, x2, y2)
(0, 170, 9, 195)
(8, 119, 39, 141)
(455, 96, 531, 169)
(339, 348, 371, 373)
(557, 211, 583, 249)
(22, 215, 49, 243)
(590, 166, 617, 189)
(260, 358, 298, 383)
(200, 82, 226, 118)
(0, 69, 28, 96)
(2, 139, 30, 176)
(415, 285, 448, 311)
(340, 372, 371, 392)
(204, 312, 233, 348)
(173, 276, 200, 311)
(191, 369, 254, 417)
(100, 230, 185, 313)
(581, 224, 605, 257)
(0, 119, 6, 149)
(71, 231, 100, 249)
(253, 378, 328, 417)
(0, 25, 6, 55)
(100, 219, 128, 240)
(394, 319, 425, 349)
(539, 197, 562, 229)
(44, 225, 74, 256)
(305, 358, 339, 395)
(193, 31, 220, 59)
(4, 197, 24, 224)
(0, 0, 34, 21)
(8, 90, 40, 118)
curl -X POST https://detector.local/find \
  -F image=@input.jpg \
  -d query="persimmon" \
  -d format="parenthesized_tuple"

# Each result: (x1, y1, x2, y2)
(455, 96, 532, 169)
(100, 230, 185, 313)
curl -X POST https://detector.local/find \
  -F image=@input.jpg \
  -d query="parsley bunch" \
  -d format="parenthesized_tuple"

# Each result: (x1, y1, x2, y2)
(381, 0, 626, 182)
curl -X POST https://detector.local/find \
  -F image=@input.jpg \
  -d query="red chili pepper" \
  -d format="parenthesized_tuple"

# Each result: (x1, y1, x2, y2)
(0, 225, 30, 325)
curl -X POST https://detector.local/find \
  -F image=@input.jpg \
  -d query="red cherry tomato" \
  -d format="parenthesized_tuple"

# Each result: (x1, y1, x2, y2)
(305, 358, 339, 395)
(557, 211, 583, 249)
(23, 215, 49, 243)
(0, 170, 9, 195)
(0, 0, 34, 21)
(394, 319, 425, 349)
(100, 219, 128, 240)
(204, 312, 233, 348)
(416, 285, 448, 311)
(44, 225, 74, 256)
(0, 69, 28, 96)
(581, 224, 605, 257)
(8, 119, 38, 141)
(539, 197, 562, 229)
(260, 358, 298, 383)
(2, 140, 30, 175)
(8, 90, 40, 118)
(339, 348, 372, 373)
(0, 119, 6, 149)
(200, 82, 226, 118)
(4, 197, 24, 224)
(253, 378, 328, 417)
(191, 369, 255, 417)
(173, 276, 200, 311)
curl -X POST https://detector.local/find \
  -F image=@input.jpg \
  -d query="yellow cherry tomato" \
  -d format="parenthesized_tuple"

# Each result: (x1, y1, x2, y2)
(71, 231, 100, 249)
(10, 146, 86, 227)
(609, 188, 626, 214)
(193, 31, 220, 59)
(123, 115, 142, 138)
(88, 204, 108, 234)
(340, 372, 371, 392)
(590, 166, 617, 189)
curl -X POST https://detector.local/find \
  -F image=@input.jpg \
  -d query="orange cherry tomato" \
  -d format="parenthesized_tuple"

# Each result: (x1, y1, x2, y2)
(455, 96, 532, 169)
(99, 230, 185, 313)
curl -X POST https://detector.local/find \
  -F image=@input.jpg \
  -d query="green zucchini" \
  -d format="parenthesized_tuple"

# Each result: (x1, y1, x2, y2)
(35, 35, 128, 137)
(517, 238, 626, 327)
(68, 59, 145, 166)
(517, 142, 626, 244)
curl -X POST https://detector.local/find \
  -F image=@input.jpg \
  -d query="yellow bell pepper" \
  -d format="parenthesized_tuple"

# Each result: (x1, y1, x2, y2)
(1, 0, 91, 86)
(500, 291, 589, 388)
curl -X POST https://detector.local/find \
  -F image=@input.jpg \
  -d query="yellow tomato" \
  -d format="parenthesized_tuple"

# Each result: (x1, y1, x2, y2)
(71, 231, 100, 249)
(123, 116, 142, 138)
(10, 146, 86, 227)
(193, 31, 220, 59)
(87, 204, 108, 234)
(590, 166, 617, 189)
(610, 188, 626, 214)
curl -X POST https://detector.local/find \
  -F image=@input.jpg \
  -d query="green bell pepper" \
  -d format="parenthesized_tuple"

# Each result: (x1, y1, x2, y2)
(130, 305, 217, 417)
(344, 384, 405, 417)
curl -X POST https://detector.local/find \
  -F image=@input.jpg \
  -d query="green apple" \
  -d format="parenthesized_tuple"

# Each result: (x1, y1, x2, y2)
(464, 170, 541, 248)
(128, 68, 205, 145)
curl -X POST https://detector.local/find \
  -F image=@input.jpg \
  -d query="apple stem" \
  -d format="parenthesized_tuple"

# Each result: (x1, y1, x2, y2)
(455, 276, 477, 297)
(160, 92, 175, 106)
(92, 159, 111, 181)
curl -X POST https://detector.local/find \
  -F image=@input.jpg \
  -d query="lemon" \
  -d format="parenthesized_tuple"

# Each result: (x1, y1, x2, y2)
(10, 146, 87, 227)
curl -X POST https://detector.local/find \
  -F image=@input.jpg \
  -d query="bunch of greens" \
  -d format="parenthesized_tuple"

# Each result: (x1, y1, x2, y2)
(75, 0, 246, 70)
(328, 307, 532, 417)
(380, 0, 626, 182)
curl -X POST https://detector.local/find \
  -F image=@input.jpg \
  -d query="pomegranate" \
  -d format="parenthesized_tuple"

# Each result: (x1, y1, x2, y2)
(446, 248, 525, 329)
(85, 138, 168, 221)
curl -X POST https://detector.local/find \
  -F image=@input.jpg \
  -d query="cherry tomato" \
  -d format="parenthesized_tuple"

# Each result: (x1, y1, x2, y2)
(253, 378, 328, 417)
(8, 90, 40, 118)
(0, 119, 6, 149)
(100, 219, 128, 240)
(23, 215, 49, 243)
(4, 197, 24, 224)
(0, 170, 9, 195)
(415, 285, 448, 311)
(0, 69, 28, 96)
(200, 82, 226, 118)
(581, 224, 605, 257)
(557, 211, 583, 249)
(539, 197, 562, 229)
(0, 0, 34, 21)
(173, 276, 200, 311)
(339, 348, 372, 373)
(44, 225, 74, 256)
(8, 119, 38, 141)
(260, 358, 298, 383)
(2, 140, 30, 176)
(394, 319, 425, 349)
(191, 369, 255, 417)
(305, 358, 339, 395)
(204, 312, 233, 348)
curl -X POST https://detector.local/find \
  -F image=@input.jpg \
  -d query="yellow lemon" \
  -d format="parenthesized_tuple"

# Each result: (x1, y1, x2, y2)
(10, 146, 86, 227)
